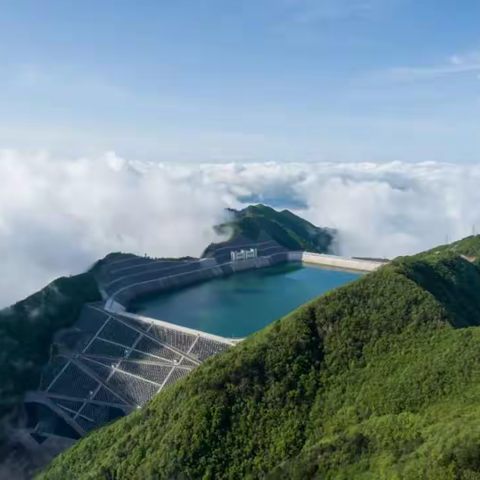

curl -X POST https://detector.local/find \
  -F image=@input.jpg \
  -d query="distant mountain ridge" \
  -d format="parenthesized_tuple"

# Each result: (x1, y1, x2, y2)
(203, 204, 336, 258)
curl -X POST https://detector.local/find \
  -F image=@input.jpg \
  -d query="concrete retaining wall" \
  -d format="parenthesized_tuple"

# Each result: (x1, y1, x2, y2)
(287, 251, 303, 262)
(300, 252, 384, 272)
(111, 252, 289, 308)
(116, 311, 241, 345)
(107, 251, 384, 310)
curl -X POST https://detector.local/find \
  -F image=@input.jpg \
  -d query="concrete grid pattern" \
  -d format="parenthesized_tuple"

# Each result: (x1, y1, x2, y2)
(27, 244, 289, 444)
(33, 304, 235, 439)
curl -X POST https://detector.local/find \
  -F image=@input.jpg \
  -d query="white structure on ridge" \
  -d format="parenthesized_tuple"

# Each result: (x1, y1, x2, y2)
(231, 248, 258, 262)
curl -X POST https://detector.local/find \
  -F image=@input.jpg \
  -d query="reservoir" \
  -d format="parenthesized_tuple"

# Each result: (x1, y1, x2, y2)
(131, 264, 361, 338)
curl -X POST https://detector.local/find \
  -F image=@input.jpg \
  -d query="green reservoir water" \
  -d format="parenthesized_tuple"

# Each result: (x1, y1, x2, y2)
(132, 264, 361, 338)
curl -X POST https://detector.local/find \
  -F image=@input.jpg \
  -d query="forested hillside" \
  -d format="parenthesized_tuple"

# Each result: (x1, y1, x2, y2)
(203, 204, 336, 256)
(38, 237, 480, 479)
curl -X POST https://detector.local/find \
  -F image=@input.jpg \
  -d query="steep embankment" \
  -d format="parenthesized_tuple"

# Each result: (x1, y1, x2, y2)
(38, 240, 480, 479)
(203, 204, 336, 256)
(0, 273, 101, 442)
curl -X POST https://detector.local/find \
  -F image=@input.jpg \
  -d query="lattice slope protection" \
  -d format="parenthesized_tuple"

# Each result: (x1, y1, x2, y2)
(27, 304, 236, 442)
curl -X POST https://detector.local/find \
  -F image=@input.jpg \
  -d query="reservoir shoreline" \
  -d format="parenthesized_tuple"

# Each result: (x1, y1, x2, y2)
(105, 252, 384, 314)
(129, 262, 363, 337)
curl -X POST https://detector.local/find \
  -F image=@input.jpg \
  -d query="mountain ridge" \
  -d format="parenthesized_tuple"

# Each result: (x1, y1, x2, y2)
(203, 204, 336, 258)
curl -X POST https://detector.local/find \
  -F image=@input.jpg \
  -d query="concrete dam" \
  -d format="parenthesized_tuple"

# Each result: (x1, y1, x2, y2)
(102, 240, 383, 313)
(18, 238, 385, 461)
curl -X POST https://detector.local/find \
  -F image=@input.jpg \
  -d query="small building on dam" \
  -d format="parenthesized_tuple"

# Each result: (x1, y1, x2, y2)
(230, 248, 258, 262)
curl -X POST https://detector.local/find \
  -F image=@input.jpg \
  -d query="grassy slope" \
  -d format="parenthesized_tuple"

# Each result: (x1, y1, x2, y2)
(423, 235, 480, 266)
(0, 273, 101, 439)
(204, 204, 335, 255)
(38, 248, 480, 479)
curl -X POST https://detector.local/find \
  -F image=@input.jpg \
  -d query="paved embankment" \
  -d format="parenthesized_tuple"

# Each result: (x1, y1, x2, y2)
(103, 250, 386, 312)
(106, 252, 290, 308)
(288, 251, 384, 272)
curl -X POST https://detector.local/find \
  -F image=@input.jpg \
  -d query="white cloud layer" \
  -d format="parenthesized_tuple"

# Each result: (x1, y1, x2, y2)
(1, 151, 480, 306)
(0, 151, 227, 306)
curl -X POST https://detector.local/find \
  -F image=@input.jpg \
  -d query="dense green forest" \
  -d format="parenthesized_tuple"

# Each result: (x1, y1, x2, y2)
(0, 273, 101, 443)
(38, 236, 480, 479)
(203, 204, 336, 256)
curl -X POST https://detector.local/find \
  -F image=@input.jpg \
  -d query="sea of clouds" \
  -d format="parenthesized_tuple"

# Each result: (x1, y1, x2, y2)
(1, 149, 480, 306)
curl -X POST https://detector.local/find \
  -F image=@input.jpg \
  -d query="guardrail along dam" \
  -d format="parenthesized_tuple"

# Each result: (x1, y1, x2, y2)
(19, 237, 384, 460)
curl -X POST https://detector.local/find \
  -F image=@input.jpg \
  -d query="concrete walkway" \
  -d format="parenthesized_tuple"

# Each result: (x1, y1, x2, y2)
(289, 251, 385, 272)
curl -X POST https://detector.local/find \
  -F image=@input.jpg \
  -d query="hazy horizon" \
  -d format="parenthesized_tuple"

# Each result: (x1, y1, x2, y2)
(1, 150, 479, 306)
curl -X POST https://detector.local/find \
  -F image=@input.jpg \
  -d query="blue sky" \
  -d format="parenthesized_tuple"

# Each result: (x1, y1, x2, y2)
(0, 0, 479, 162)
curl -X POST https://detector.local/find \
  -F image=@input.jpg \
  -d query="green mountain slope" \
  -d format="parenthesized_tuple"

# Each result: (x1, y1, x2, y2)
(38, 243, 480, 479)
(0, 273, 101, 443)
(203, 204, 336, 256)
(422, 234, 480, 266)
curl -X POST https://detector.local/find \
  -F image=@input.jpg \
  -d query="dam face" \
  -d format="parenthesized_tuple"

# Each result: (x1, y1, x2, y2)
(131, 263, 362, 337)
(22, 245, 379, 456)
